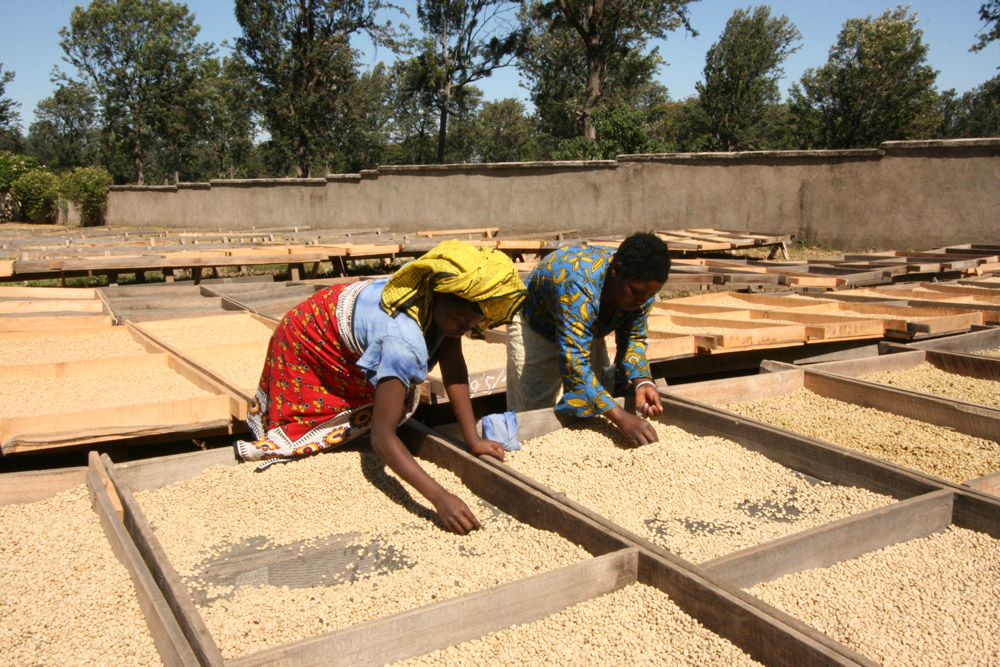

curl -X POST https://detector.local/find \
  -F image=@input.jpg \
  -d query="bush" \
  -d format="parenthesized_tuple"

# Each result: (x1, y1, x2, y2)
(11, 170, 61, 223)
(61, 166, 113, 226)
(0, 151, 40, 191)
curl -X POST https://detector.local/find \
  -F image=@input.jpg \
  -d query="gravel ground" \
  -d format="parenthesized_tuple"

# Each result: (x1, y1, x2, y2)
(427, 338, 508, 378)
(188, 343, 269, 393)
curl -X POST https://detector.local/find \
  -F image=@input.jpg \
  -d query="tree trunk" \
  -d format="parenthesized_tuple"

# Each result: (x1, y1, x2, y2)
(437, 82, 452, 164)
(296, 133, 309, 178)
(133, 126, 145, 185)
(582, 48, 603, 141)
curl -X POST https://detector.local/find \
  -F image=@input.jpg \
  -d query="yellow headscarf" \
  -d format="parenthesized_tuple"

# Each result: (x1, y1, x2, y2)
(381, 240, 526, 332)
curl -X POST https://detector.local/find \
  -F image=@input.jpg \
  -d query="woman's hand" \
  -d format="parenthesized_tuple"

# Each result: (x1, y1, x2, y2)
(468, 437, 507, 462)
(634, 382, 663, 419)
(606, 406, 659, 447)
(617, 412, 658, 446)
(433, 492, 482, 534)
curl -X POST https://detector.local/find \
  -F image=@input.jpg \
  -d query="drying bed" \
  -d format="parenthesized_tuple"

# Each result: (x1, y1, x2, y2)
(506, 416, 895, 563)
(98, 424, 864, 666)
(666, 363, 1000, 488)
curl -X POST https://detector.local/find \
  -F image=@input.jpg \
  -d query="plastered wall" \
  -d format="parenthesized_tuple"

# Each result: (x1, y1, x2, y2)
(106, 139, 1000, 251)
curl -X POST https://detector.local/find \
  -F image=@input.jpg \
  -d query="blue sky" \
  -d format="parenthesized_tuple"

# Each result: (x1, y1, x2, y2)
(2, 0, 998, 128)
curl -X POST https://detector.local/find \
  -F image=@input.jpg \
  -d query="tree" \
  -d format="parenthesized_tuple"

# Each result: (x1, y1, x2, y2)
(386, 56, 441, 164)
(0, 64, 22, 151)
(27, 82, 100, 172)
(553, 103, 664, 159)
(788, 6, 939, 149)
(235, 0, 402, 177)
(521, 0, 695, 140)
(333, 63, 395, 171)
(696, 6, 800, 151)
(0, 64, 19, 133)
(385, 55, 484, 165)
(192, 55, 258, 179)
(58, 0, 214, 184)
(972, 0, 1000, 52)
(413, 0, 521, 163)
(471, 98, 534, 162)
(937, 76, 1000, 138)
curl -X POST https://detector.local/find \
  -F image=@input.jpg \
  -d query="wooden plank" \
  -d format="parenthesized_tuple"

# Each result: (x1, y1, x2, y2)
(412, 421, 870, 666)
(231, 549, 639, 667)
(664, 367, 806, 405)
(89, 450, 123, 519)
(0, 285, 98, 299)
(904, 327, 1000, 354)
(636, 554, 873, 667)
(952, 489, 1000, 539)
(659, 393, 943, 501)
(86, 460, 201, 667)
(0, 466, 87, 505)
(964, 470, 1000, 498)
(0, 314, 114, 331)
(788, 349, 927, 378)
(116, 446, 239, 492)
(648, 314, 807, 349)
(922, 348, 1000, 381)
(800, 368, 1000, 441)
(0, 298, 105, 314)
(701, 490, 954, 589)
(0, 352, 169, 380)
(103, 454, 226, 666)
(1, 397, 232, 454)
(416, 227, 499, 238)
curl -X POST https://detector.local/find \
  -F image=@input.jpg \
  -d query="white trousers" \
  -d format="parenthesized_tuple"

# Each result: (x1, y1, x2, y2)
(505, 312, 610, 412)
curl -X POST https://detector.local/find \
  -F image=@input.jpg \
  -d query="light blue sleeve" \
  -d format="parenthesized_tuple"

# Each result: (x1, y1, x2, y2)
(356, 332, 428, 388)
(353, 279, 430, 389)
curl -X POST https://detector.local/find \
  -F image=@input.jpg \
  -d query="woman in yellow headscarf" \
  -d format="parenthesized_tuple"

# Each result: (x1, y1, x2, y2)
(237, 240, 525, 534)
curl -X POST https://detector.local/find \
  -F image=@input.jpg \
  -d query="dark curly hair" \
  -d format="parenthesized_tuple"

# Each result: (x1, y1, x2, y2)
(612, 232, 671, 282)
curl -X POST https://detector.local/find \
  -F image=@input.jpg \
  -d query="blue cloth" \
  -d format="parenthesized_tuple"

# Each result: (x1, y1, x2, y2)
(521, 245, 653, 418)
(354, 278, 444, 389)
(481, 411, 520, 451)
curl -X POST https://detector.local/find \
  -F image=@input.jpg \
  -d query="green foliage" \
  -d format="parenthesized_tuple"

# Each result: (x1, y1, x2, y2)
(0, 64, 23, 152)
(972, 0, 1000, 52)
(58, 0, 214, 184)
(554, 104, 662, 159)
(696, 7, 801, 151)
(0, 151, 40, 191)
(60, 166, 113, 226)
(522, 0, 695, 140)
(937, 76, 1000, 138)
(11, 169, 61, 223)
(788, 6, 939, 149)
(413, 0, 523, 162)
(27, 82, 100, 172)
(235, 0, 403, 177)
(471, 98, 535, 162)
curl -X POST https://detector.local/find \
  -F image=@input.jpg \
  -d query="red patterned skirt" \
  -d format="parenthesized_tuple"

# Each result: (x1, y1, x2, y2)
(236, 280, 417, 468)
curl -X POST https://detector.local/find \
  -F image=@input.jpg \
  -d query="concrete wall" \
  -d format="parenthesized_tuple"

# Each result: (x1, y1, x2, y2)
(106, 139, 1000, 251)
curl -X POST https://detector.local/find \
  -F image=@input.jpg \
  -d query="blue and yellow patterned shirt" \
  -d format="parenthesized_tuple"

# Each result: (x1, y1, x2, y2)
(522, 244, 653, 417)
